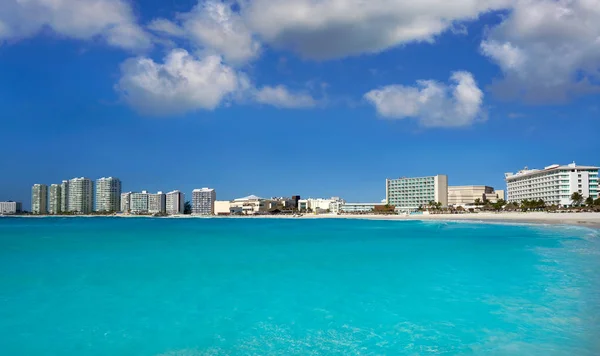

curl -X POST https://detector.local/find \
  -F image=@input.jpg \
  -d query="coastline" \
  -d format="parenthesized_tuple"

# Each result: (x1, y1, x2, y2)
(5, 212, 600, 229)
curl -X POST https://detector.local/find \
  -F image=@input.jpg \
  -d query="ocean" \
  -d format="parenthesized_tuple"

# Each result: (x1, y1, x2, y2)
(0, 217, 599, 355)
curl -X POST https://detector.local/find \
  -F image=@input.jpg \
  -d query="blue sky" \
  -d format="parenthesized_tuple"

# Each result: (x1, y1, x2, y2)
(1, 0, 599, 208)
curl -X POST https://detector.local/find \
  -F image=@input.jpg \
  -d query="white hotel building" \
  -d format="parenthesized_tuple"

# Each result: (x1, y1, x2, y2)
(166, 190, 185, 215)
(386, 175, 448, 211)
(96, 177, 121, 212)
(49, 184, 62, 214)
(505, 162, 599, 206)
(192, 188, 216, 215)
(68, 177, 94, 214)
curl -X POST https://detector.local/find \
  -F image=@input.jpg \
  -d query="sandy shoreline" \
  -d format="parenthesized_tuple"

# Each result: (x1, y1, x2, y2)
(5, 212, 600, 229)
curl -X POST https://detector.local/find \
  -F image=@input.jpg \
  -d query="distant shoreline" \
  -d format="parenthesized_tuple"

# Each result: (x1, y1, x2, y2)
(4, 212, 600, 229)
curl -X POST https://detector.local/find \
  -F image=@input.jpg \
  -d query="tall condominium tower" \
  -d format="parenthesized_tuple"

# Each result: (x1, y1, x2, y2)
(166, 190, 185, 215)
(48, 184, 62, 214)
(120, 192, 132, 213)
(192, 188, 216, 215)
(60, 180, 69, 212)
(95, 177, 122, 212)
(386, 175, 449, 212)
(31, 184, 48, 214)
(130, 191, 149, 214)
(148, 192, 166, 214)
(68, 177, 93, 214)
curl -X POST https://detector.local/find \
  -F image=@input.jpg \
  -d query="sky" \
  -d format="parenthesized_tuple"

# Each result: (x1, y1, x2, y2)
(1, 0, 599, 209)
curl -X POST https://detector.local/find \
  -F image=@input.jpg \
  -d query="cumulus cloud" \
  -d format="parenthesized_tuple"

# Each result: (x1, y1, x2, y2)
(241, 0, 510, 59)
(0, 0, 151, 50)
(481, 0, 600, 102)
(255, 85, 317, 108)
(116, 49, 244, 116)
(149, 1, 260, 65)
(364, 71, 484, 128)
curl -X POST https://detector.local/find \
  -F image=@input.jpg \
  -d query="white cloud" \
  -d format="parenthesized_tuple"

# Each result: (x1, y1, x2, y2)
(150, 1, 260, 65)
(255, 85, 316, 108)
(241, 0, 511, 59)
(364, 71, 484, 128)
(0, 0, 151, 50)
(116, 49, 244, 116)
(481, 0, 600, 102)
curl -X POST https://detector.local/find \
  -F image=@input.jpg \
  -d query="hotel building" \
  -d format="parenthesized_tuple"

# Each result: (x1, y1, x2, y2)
(96, 177, 121, 212)
(341, 203, 385, 214)
(0, 201, 22, 215)
(166, 190, 185, 215)
(192, 188, 216, 215)
(68, 177, 93, 214)
(130, 191, 149, 214)
(448, 186, 504, 206)
(505, 162, 599, 206)
(31, 184, 48, 214)
(48, 184, 62, 214)
(121, 192, 132, 213)
(60, 180, 69, 212)
(386, 175, 448, 211)
(148, 192, 166, 214)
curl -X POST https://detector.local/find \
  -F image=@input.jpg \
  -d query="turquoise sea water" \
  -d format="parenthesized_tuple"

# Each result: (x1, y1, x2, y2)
(0, 218, 599, 355)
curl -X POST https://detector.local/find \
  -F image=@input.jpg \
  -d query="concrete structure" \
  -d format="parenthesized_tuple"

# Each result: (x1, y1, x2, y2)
(298, 197, 345, 213)
(230, 195, 269, 215)
(60, 180, 69, 212)
(192, 188, 216, 215)
(386, 175, 448, 212)
(148, 192, 166, 214)
(130, 191, 149, 214)
(505, 162, 599, 206)
(31, 184, 48, 214)
(448, 186, 504, 206)
(341, 203, 385, 214)
(48, 184, 62, 214)
(0, 201, 22, 215)
(95, 177, 121, 212)
(214, 201, 232, 215)
(68, 177, 93, 214)
(166, 190, 185, 215)
(120, 192, 132, 213)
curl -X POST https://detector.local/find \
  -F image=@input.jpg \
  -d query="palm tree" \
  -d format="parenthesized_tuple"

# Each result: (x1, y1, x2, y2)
(571, 192, 584, 207)
(184, 201, 192, 214)
(585, 196, 594, 207)
(474, 198, 482, 206)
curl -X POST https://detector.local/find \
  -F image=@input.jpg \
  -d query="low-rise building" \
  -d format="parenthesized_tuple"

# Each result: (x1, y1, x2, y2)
(0, 201, 22, 215)
(448, 186, 504, 206)
(230, 195, 269, 215)
(341, 203, 385, 214)
(298, 197, 345, 213)
(214, 201, 232, 215)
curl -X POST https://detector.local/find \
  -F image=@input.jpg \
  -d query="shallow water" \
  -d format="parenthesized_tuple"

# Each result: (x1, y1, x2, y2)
(0, 217, 599, 355)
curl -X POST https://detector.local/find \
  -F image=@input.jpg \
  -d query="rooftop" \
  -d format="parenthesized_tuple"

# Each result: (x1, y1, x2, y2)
(505, 162, 599, 180)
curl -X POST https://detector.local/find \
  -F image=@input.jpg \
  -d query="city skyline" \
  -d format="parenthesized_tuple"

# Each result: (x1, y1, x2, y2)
(1, 1, 599, 209)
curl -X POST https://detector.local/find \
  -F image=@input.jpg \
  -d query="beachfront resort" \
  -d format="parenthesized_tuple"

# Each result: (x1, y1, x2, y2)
(1, 162, 598, 217)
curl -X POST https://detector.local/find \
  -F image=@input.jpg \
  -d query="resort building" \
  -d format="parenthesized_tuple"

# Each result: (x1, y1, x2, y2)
(68, 177, 93, 214)
(192, 188, 216, 215)
(130, 191, 149, 214)
(31, 184, 48, 214)
(148, 192, 166, 214)
(386, 175, 449, 212)
(48, 184, 62, 214)
(95, 177, 121, 212)
(341, 203, 385, 214)
(214, 201, 232, 215)
(230, 195, 269, 215)
(60, 180, 69, 212)
(120, 192, 132, 213)
(448, 186, 504, 206)
(166, 190, 185, 215)
(0, 201, 22, 215)
(505, 162, 599, 206)
(298, 197, 345, 213)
